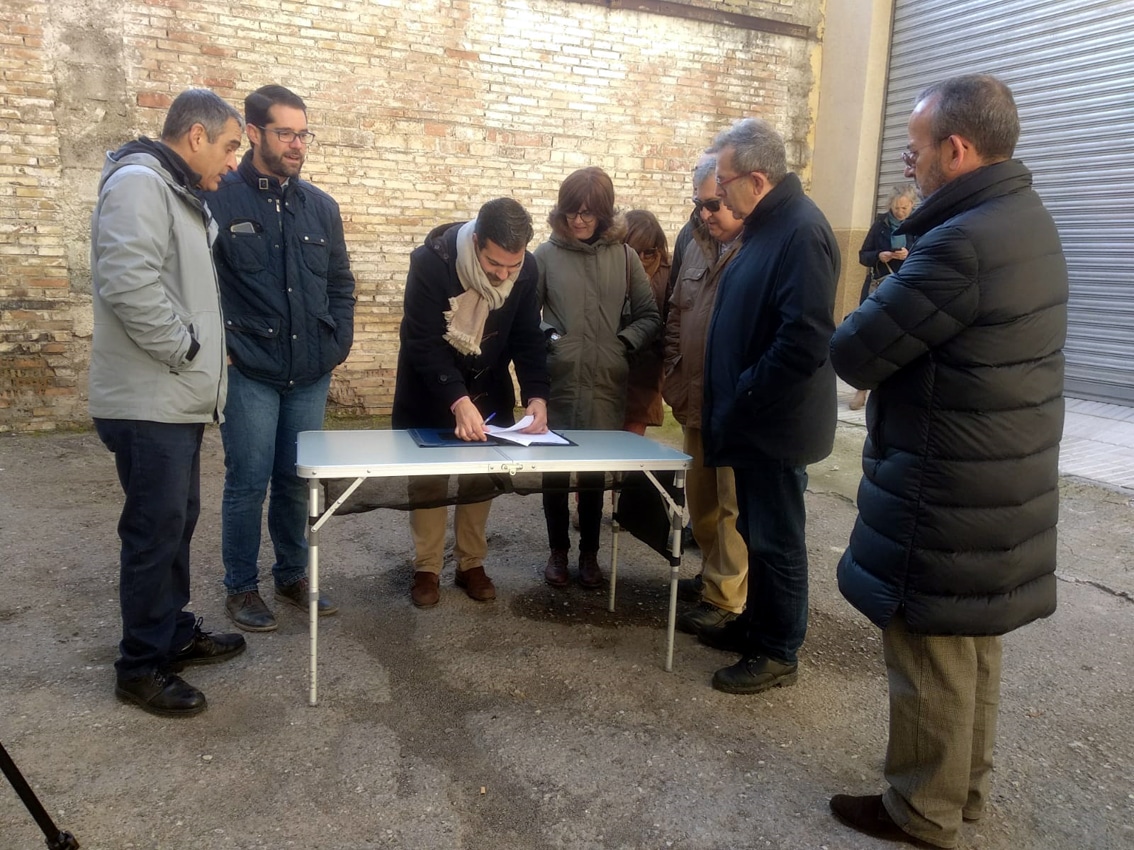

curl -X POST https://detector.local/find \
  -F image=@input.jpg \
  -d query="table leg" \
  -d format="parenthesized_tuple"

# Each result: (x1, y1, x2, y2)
(608, 475, 620, 613)
(308, 479, 320, 706)
(665, 469, 687, 673)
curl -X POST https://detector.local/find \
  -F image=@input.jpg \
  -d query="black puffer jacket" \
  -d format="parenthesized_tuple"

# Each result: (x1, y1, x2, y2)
(830, 159, 1068, 635)
(208, 152, 356, 390)
(392, 222, 549, 429)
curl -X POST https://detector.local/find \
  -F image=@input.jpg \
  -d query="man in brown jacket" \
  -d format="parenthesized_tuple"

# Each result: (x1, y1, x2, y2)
(664, 155, 749, 635)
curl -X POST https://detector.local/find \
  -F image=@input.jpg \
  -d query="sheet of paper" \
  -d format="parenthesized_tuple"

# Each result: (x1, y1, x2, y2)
(485, 415, 571, 446)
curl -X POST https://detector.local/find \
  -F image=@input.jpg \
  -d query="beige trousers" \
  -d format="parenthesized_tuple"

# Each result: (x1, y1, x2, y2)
(408, 475, 493, 575)
(683, 426, 748, 613)
(882, 613, 1003, 849)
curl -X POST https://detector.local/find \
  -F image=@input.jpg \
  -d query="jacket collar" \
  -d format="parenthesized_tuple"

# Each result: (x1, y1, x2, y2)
(741, 172, 803, 234)
(235, 149, 303, 201)
(899, 159, 1032, 238)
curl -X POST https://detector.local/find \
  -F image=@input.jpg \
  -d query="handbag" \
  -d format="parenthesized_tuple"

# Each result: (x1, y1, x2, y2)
(868, 260, 894, 294)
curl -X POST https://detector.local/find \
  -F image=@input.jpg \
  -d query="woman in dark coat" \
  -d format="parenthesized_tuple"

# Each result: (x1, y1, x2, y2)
(851, 184, 918, 409)
(621, 209, 670, 435)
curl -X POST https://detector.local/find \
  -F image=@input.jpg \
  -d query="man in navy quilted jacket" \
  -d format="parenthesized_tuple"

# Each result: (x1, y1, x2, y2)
(829, 75, 1068, 849)
(206, 85, 356, 632)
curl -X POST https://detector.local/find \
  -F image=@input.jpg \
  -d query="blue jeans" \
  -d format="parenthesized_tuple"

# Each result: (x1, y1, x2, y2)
(220, 367, 330, 595)
(95, 419, 202, 679)
(733, 461, 810, 664)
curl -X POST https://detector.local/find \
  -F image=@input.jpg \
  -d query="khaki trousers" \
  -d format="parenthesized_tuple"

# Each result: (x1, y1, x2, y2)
(882, 613, 1003, 849)
(408, 475, 493, 575)
(683, 426, 748, 613)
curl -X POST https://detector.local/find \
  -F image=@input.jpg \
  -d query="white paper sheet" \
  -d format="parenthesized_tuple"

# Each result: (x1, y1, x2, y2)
(485, 415, 571, 446)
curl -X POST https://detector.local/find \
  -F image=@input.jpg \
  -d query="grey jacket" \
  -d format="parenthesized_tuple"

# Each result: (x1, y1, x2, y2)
(89, 142, 227, 423)
(535, 218, 661, 430)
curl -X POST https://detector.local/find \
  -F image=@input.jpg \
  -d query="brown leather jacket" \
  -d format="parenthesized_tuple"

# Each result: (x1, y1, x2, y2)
(663, 222, 741, 428)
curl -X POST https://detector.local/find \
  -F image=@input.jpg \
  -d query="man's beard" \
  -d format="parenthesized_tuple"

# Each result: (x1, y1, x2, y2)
(260, 145, 304, 180)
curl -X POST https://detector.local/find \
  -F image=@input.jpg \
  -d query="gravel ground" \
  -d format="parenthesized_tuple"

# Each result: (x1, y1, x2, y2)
(0, 422, 1131, 850)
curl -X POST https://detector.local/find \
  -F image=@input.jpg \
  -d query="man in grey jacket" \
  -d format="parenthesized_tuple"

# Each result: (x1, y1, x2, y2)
(90, 89, 248, 718)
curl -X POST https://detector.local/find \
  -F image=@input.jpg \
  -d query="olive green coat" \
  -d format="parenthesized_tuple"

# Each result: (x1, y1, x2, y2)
(535, 218, 662, 430)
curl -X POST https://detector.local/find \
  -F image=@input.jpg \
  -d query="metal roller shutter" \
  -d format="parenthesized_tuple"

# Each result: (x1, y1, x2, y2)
(876, 0, 1134, 404)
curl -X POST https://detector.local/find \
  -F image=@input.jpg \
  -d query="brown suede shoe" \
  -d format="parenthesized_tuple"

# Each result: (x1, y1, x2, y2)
(544, 549, 569, 588)
(411, 571, 440, 608)
(455, 566, 496, 601)
(829, 794, 942, 848)
(578, 551, 603, 589)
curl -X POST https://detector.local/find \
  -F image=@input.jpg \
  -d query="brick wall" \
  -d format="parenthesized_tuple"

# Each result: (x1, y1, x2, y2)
(0, 0, 825, 430)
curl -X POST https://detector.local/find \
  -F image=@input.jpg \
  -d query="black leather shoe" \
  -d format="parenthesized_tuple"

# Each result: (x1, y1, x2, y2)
(167, 618, 246, 672)
(225, 590, 278, 632)
(697, 617, 748, 654)
(712, 655, 798, 695)
(677, 573, 703, 602)
(275, 577, 339, 616)
(829, 794, 940, 848)
(116, 670, 207, 718)
(677, 601, 739, 635)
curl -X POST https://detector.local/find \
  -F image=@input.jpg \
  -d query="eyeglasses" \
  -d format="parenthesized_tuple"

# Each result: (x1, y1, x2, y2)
(566, 210, 596, 223)
(715, 172, 749, 189)
(693, 198, 722, 214)
(637, 248, 659, 260)
(255, 125, 316, 145)
(901, 136, 948, 167)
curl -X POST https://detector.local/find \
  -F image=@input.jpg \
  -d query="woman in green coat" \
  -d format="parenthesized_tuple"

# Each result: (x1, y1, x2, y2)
(535, 167, 662, 589)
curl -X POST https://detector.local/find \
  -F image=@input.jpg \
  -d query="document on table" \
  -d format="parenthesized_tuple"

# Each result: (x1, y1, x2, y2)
(485, 415, 573, 446)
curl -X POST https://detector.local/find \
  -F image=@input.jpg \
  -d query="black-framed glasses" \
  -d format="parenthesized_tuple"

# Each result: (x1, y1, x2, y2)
(637, 248, 659, 260)
(693, 198, 722, 214)
(901, 136, 948, 167)
(566, 210, 596, 223)
(255, 125, 316, 145)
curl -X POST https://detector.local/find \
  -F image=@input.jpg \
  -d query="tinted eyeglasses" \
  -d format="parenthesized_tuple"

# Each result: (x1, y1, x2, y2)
(693, 198, 722, 214)
(636, 248, 659, 260)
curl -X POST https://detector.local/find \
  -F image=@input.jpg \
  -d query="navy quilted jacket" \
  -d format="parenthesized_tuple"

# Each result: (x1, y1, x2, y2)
(830, 159, 1067, 635)
(207, 152, 355, 389)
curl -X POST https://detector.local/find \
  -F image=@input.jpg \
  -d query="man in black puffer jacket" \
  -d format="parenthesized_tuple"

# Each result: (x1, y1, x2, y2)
(829, 75, 1068, 849)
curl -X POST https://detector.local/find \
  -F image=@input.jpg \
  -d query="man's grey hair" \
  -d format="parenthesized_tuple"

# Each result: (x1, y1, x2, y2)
(693, 155, 717, 187)
(710, 118, 788, 185)
(161, 89, 244, 144)
(916, 74, 1020, 160)
(475, 197, 534, 254)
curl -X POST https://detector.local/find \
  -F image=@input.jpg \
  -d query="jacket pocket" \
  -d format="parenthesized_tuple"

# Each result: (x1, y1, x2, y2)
(218, 224, 268, 274)
(223, 315, 283, 379)
(300, 233, 329, 277)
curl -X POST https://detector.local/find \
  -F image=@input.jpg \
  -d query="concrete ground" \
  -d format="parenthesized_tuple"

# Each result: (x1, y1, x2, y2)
(0, 413, 1131, 849)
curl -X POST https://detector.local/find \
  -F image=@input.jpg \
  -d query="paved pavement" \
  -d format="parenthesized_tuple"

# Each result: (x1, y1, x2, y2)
(836, 380, 1134, 492)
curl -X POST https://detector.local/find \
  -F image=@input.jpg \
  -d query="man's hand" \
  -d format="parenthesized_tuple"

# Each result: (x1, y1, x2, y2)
(453, 396, 489, 441)
(519, 398, 549, 433)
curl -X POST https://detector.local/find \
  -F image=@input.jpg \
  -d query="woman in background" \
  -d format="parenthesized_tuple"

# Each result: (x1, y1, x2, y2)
(851, 184, 917, 410)
(535, 167, 661, 589)
(622, 210, 671, 435)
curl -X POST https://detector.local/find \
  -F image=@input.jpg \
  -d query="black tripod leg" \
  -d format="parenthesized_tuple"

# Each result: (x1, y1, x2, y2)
(0, 741, 81, 849)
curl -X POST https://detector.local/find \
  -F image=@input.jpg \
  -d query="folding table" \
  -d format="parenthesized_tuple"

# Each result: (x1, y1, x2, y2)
(296, 429, 691, 705)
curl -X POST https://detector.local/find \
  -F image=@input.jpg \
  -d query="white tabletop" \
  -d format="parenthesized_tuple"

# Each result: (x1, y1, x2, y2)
(296, 429, 690, 478)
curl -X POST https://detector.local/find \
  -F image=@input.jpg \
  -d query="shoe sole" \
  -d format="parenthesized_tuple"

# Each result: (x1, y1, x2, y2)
(225, 610, 279, 633)
(711, 670, 798, 695)
(274, 591, 339, 616)
(412, 596, 439, 609)
(115, 688, 208, 718)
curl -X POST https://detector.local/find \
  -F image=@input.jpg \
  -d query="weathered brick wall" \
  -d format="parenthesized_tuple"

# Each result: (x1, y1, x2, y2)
(0, 0, 825, 430)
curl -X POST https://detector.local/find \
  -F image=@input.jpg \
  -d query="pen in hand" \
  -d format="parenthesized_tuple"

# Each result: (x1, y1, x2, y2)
(483, 411, 496, 427)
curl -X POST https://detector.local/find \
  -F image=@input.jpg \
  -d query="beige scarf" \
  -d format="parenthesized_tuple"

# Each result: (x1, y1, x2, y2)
(443, 219, 518, 356)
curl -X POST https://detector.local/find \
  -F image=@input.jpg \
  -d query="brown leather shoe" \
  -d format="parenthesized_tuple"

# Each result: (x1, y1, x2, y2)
(411, 571, 440, 608)
(544, 549, 569, 588)
(578, 550, 603, 589)
(455, 566, 496, 601)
